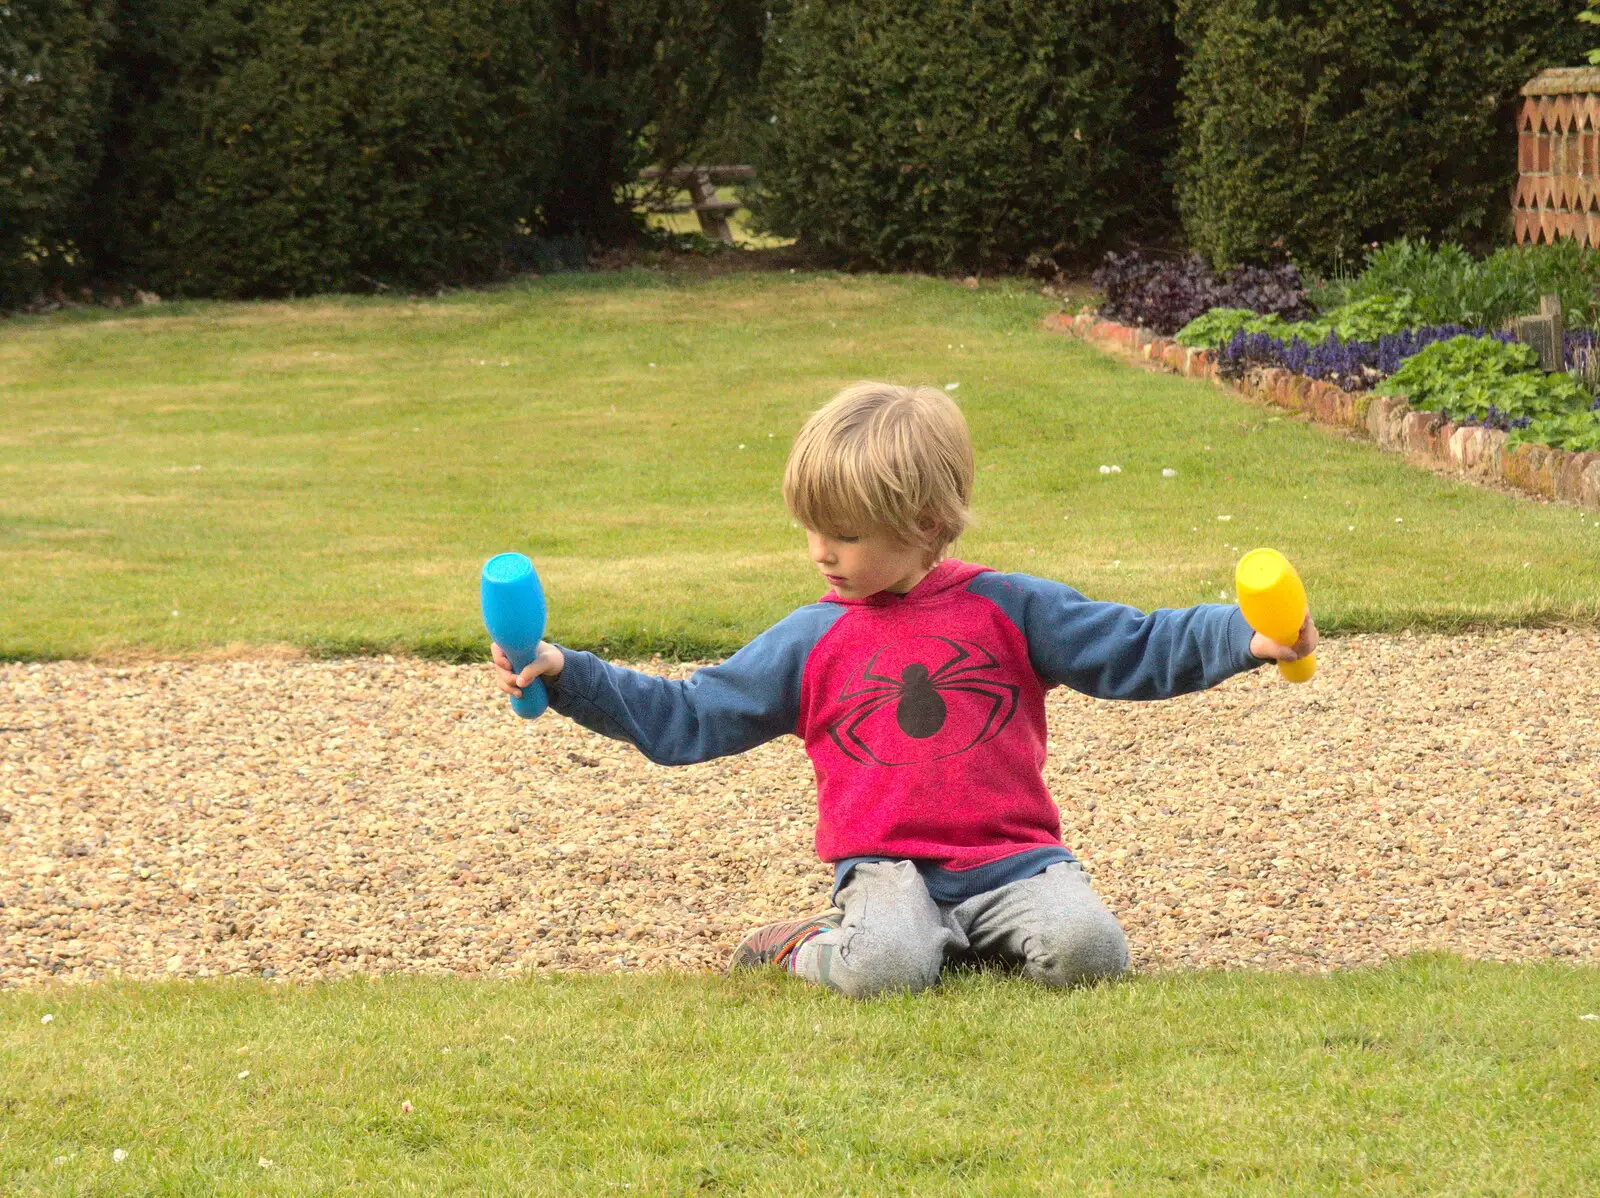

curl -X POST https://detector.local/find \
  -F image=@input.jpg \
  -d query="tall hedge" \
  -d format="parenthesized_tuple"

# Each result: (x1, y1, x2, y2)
(0, 0, 113, 307)
(541, 0, 768, 242)
(84, 0, 565, 298)
(749, 0, 1180, 271)
(78, 0, 770, 298)
(1175, 0, 1591, 273)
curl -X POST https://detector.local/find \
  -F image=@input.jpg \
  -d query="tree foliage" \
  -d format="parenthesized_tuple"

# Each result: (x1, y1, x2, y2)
(1175, 0, 1591, 272)
(0, 0, 113, 306)
(749, 0, 1180, 271)
(69, 0, 768, 299)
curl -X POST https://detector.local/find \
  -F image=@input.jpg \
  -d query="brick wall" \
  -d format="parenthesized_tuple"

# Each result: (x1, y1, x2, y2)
(1513, 66, 1600, 248)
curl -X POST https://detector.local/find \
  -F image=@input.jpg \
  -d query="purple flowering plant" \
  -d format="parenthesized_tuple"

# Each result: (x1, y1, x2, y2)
(1214, 325, 1505, 392)
(1091, 251, 1312, 336)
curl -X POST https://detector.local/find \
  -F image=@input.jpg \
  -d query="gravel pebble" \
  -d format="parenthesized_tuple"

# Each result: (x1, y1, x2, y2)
(3, 629, 1597, 988)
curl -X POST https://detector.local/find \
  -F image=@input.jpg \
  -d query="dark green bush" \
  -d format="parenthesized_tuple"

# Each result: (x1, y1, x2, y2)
(543, 0, 770, 242)
(1175, 0, 1590, 274)
(748, 0, 1180, 271)
(83, 0, 769, 297)
(0, 0, 112, 307)
(86, 0, 565, 298)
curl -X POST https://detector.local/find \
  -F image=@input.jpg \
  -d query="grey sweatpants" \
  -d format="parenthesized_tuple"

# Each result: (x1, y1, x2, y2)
(790, 859, 1129, 999)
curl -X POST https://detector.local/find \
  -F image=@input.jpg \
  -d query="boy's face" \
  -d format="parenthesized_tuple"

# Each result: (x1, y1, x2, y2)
(806, 525, 932, 599)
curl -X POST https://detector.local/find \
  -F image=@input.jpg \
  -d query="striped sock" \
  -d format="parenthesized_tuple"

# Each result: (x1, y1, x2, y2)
(782, 925, 832, 974)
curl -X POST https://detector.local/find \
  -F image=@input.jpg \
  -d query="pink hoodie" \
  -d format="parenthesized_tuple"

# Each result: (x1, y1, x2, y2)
(799, 560, 1061, 871)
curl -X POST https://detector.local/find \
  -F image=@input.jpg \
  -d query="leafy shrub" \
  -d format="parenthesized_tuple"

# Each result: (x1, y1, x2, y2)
(538, 0, 769, 242)
(1319, 238, 1600, 331)
(0, 0, 113, 307)
(1178, 293, 1427, 349)
(1378, 336, 1599, 450)
(749, 0, 1181, 271)
(1093, 252, 1311, 335)
(1309, 294, 1427, 343)
(87, 0, 566, 298)
(1174, 0, 1589, 272)
(1175, 307, 1285, 348)
(1217, 326, 1497, 392)
(1517, 404, 1600, 451)
(85, 0, 767, 297)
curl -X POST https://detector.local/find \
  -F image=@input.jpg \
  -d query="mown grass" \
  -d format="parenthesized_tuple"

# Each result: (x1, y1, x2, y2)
(2, 957, 1597, 1194)
(6, 273, 1599, 1194)
(3, 268, 1598, 663)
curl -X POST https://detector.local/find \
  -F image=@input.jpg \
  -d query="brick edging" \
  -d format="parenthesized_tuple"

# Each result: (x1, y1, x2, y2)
(1043, 311, 1600, 510)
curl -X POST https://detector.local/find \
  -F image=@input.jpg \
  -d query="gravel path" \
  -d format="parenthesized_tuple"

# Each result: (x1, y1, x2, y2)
(3, 630, 1597, 989)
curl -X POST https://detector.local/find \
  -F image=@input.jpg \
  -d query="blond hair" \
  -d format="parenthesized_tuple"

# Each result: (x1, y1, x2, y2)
(783, 381, 974, 557)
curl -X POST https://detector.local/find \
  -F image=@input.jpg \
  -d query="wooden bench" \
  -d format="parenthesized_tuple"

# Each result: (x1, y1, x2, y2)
(638, 165, 756, 243)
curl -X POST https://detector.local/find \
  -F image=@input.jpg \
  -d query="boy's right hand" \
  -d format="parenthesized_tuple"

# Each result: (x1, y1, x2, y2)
(491, 641, 565, 699)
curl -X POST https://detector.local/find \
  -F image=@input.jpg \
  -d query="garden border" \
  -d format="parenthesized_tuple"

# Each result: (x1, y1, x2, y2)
(1044, 312, 1600, 511)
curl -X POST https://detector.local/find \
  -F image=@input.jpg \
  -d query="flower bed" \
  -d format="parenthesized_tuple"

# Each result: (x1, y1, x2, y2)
(1043, 310, 1600, 510)
(1213, 325, 1499, 393)
(1206, 327, 1600, 452)
(1099, 241, 1600, 458)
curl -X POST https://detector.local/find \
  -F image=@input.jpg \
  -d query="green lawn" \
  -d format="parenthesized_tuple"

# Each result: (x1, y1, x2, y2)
(3, 957, 1597, 1194)
(7, 272, 1600, 1192)
(2, 270, 1598, 661)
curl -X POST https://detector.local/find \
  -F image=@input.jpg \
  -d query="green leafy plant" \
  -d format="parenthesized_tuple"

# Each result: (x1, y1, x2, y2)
(1581, 4, 1600, 64)
(1176, 294, 1426, 349)
(1378, 336, 1558, 412)
(1317, 238, 1600, 329)
(1521, 405, 1600, 450)
(1377, 335, 1600, 450)
(1315, 293, 1426, 341)
(1174, 307, 1286, 347)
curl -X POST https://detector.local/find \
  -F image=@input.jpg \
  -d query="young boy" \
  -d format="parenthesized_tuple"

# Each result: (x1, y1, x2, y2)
(492, 382, 1316, 998)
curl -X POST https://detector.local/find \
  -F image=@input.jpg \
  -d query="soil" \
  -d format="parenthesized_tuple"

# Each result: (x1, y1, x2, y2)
(3, 629, 1597, 989)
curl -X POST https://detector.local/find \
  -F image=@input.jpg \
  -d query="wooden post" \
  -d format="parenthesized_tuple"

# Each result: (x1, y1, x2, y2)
(1514, 293, 1565, 371)
(687, 171, 734, 243)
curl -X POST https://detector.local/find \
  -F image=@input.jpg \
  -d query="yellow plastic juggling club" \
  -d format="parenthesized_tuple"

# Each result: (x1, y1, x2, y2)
(1234, 548, 1317, 682)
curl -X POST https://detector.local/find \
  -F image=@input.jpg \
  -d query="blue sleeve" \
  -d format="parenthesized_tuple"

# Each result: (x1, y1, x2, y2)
(968, 572, 1265, 700)
(543, 603, 843, 765)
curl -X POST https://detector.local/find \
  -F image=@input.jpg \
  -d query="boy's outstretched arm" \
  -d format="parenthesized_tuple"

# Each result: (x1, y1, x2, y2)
(969, 572, 1307, 701)
(491, 605, 840, 765)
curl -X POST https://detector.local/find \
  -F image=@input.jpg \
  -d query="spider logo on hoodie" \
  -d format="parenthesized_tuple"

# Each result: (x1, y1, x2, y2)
(826, 635, 1019, 766)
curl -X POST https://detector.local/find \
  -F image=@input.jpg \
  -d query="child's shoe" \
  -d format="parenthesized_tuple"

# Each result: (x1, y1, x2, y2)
(728, 912, 841, 972)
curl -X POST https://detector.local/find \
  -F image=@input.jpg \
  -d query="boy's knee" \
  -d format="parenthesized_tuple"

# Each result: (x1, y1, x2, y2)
(829, 933, 947, 1000)
(1025, 911, 1129, 989)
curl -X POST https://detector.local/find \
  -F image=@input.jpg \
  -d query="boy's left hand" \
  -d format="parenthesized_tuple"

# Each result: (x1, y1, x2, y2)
(1250, 612, 1318, 664)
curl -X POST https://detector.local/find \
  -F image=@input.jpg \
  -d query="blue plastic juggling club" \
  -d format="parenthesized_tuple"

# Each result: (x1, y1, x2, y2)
(480, 552, 549, 719)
